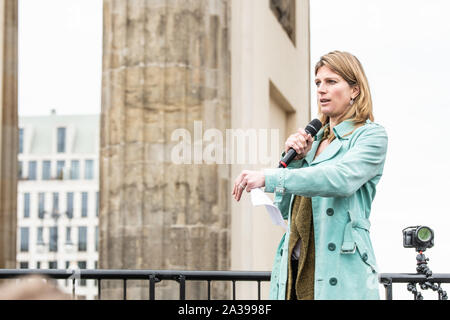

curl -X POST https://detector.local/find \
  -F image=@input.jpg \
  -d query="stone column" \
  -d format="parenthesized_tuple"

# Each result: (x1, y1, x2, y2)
(0, 0, 18, 270)
(100, 0, 231, 299)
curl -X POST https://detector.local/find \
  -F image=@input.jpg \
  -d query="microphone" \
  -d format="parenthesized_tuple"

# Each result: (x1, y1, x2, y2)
(278, 118, 323, 168)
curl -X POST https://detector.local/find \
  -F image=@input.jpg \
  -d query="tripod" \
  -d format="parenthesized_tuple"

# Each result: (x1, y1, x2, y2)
(406, 250, 448, 300)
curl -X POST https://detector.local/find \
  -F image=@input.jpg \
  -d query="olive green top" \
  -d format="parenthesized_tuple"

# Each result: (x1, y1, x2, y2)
(286, 195, 315, 300)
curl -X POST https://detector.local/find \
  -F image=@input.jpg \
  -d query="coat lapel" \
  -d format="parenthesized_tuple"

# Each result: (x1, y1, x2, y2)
(304, 125, 325, 165)
(310, 139, 342, 165)
(308, 120, 355, 166)
(304, 140, 320, 165)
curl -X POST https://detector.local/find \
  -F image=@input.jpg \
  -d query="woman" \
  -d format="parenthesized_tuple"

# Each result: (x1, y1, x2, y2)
(232, 51, 388, 300)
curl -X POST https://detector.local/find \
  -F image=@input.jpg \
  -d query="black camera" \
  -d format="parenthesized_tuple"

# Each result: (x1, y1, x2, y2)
(403, 226, 434, 252)
(402, 226, 447, 300)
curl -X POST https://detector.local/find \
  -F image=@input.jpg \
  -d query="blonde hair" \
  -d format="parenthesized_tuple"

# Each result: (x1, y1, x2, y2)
(315, 51, 374, 141)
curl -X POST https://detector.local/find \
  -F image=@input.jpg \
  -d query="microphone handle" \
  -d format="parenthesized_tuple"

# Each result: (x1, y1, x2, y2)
(278, 148, 297, 168)
(278, 127, 315, 168)
(277, 118, 322, 168)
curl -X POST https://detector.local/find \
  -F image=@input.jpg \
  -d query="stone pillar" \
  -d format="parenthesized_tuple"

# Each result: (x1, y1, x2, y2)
(100, 0, 231, 299)
(0, 0, 18, 269)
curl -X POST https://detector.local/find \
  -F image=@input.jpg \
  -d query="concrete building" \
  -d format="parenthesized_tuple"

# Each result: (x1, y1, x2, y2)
(17, 113, 100, 300)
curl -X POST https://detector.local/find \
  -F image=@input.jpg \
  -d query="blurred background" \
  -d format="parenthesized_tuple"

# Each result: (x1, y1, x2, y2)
(2, 0, 448, 299)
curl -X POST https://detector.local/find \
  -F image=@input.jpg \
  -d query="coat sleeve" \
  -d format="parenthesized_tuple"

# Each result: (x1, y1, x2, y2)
(274, 153, 305, 219)
(264, 124, 388, 198)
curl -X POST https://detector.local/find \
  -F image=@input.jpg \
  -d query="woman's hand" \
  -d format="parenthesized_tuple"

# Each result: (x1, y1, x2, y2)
(285, 128, 314, 160)
(232, 170, 265, 202)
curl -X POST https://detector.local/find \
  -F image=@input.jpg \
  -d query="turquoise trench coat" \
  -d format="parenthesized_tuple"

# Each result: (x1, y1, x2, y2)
(264, 119, 388, 300)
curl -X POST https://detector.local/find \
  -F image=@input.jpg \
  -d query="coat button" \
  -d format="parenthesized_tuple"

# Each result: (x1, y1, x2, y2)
(326, 208, 334, 216)
(329, 277, 338, 286)
(328, 243, 336, 251)
(362, 253, 368, 261)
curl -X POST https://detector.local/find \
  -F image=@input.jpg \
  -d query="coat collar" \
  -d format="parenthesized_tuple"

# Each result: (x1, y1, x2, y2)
(332, 119, 358, 140)
(305, 120, 359, 166)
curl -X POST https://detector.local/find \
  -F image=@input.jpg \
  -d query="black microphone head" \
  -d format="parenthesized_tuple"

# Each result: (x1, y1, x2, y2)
(305, 118, 323, 137)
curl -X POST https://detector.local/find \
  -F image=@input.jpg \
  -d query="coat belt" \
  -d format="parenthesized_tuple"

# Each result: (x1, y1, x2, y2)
(341, 218, 370, 253)
(341, 213, 377, 273)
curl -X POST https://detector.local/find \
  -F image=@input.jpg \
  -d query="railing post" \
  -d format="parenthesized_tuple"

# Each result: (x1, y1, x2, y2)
(382, 278, 393, 300)
(72, 278, 76, 299)
(178, 275, 186, 300)
(207, 280, 211, 300)
(149, 274, 156, 300)
(257, 280, 261, 300)
(97, 279, 101, 300)
(232, 280, 236, 300)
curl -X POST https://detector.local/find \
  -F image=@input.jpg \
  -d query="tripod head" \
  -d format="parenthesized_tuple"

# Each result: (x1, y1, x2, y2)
(415, 251, 432, 277)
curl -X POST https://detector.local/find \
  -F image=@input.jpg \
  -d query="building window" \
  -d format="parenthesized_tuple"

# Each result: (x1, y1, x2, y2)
(52, 192, 59, 214)
(78, 261, 87, 286)
(49, 226, 58, 252)
(23, 193, 30, 218)
(49, 261, 58, 269)
(36, 262, 41, 269)
(20, 227, 29, 252)
(70, 160, 79, 180)
(81, 192, 88, 217)
(78, 226, 87, 252)
(66, 227, 73, 245)
(65, 261, 71, 286)
(28, 161, 37, 180)
(42, 160, 51, 180)
(38, 192, 45, 219)
(84, 159, 94, 180)
(19, 262, 29, 269)
(95, 226, 98, 252)
(18, 161, 23, 179)
(37, 227, 44, 246)
(96, 192, 99, 217)
(19, 128, 24, 153)
(270, 0, 296, 45)
(57, 127, 66, 153)
(66, 192, 74, 218)
(56, 160, 65, 179)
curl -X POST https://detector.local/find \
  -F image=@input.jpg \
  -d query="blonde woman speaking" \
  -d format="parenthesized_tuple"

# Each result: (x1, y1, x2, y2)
(232, 51, 388, 300)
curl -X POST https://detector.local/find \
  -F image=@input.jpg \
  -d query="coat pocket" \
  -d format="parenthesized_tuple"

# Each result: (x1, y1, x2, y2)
(354, 228, 378, 274)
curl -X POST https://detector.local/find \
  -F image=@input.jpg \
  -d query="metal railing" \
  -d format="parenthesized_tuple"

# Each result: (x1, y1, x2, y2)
(1, 269, 450, 300)
(0, 269, 271, 300)
(379, 273, 450, 300)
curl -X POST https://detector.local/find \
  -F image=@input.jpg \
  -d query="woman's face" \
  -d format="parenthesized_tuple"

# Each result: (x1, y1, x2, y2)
(315, 66, 358, 120)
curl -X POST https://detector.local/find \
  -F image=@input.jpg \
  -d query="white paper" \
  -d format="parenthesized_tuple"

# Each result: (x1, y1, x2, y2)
(250, 188, 288, 231)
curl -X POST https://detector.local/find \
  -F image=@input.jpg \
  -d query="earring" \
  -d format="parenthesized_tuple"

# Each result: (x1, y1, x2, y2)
(349, 98, 355, 106)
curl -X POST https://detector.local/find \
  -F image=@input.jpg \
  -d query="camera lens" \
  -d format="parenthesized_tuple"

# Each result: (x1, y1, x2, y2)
(417, 226, 432, 242)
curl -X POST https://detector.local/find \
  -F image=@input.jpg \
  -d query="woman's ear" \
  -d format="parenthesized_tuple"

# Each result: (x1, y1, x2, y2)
(351, 85, 360, 100)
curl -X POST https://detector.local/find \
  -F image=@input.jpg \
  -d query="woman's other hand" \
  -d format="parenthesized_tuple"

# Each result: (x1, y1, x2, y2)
(232, 170, 265, 201)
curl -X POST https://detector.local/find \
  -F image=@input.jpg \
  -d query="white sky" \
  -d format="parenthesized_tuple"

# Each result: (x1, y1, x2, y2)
(18, 0, 102, 116)
(18, 0, 450, 299)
